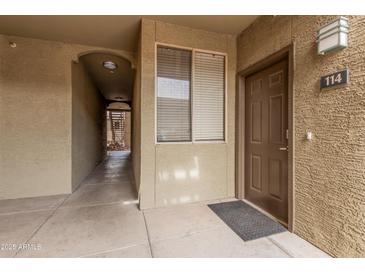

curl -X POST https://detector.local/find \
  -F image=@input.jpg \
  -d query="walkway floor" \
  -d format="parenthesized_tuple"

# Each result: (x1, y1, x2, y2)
(0, 152, 330, 258)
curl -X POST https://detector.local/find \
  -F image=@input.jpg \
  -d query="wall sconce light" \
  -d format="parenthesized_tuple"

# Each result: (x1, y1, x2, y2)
(317, 16, 348, 55)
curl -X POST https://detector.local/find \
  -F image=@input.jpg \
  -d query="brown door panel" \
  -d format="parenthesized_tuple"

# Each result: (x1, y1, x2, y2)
(244, 59, 288, 224)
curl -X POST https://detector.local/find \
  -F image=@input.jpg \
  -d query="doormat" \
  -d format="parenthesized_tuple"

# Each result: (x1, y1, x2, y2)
(208, 200, 286, 241)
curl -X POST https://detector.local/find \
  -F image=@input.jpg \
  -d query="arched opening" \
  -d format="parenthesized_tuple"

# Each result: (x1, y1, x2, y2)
(106, 102, 131, 152)
(71, 51, 135, 190)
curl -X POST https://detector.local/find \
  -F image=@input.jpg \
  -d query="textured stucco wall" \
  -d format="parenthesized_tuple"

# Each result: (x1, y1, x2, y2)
(237, 16, 365, 257)
(138, 19, 237, 209)
(132, 29, 142, 194)
(0, 34, 134, 199)
(0, 35, 73, 199)
(71, 61, 106, 191)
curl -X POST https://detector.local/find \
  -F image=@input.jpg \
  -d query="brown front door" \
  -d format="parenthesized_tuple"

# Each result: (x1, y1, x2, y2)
(244, 59, 288, 224)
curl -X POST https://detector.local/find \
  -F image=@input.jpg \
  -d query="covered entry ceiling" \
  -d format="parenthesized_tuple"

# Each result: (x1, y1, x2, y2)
(0, 15, 258, 107)
(0, 16, 258, 52)
(79, 52, 133, 102)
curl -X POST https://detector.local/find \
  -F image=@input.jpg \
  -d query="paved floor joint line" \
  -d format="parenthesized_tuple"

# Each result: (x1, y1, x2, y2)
(142, 212, 154, 258)
(13, 195, 70, 258)
(79, 242, 147, 258)
(267, 236, 294, 258)
(148, 223, 227, 245)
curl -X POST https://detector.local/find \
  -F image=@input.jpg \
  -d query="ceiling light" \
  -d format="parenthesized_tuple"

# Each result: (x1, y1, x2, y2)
(103, 61, 118, 71)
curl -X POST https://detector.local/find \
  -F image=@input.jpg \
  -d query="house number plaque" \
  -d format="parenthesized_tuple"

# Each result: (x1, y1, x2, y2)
(320, 69, 348, 89)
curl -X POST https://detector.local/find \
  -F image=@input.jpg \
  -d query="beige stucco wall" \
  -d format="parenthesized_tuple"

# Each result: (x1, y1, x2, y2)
(138, 19, 237, 209)
(0, 35, 72, 199)
(0, 34, 134, 199)
(132, 30, 142, 194)
(237, 16, 365, 257)
(71, 62, 106, 191)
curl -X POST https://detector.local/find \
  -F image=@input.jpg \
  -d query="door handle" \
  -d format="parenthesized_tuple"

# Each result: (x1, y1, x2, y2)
(278, 146, 288, 151)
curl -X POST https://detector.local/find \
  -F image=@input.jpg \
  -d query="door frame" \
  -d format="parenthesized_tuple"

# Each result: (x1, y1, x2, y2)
(235, 44, 295, 232)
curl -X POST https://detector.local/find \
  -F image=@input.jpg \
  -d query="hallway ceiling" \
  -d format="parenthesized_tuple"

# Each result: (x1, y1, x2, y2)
(0, 15, 258, 52)
(79, 52, 133, 103)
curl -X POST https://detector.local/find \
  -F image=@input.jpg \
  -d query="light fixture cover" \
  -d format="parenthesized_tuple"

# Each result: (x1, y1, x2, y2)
(103, 61, 118, 70)
(317, 17, 349, 55)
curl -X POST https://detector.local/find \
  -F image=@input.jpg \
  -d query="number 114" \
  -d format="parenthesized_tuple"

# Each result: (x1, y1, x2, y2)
(325, 73, 342, 86)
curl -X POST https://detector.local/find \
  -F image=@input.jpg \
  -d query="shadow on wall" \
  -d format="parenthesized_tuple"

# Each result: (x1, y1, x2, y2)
(71, 60, 107, 191)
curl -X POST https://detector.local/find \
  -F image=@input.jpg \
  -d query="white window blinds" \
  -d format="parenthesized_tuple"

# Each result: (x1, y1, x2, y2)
(194, 52, 225, 141)
(157, 46, 192, 142)
(156, 46, 225, 143)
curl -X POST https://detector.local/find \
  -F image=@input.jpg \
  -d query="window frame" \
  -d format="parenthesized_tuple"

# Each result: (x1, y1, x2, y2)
(155, 42, 227, 145)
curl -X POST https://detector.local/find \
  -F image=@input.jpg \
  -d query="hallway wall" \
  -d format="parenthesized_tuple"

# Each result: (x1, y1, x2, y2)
(0, 34, 134, 199)
(132, 30, 142, 194)
(237, 16, 365, 257)
(71, 61, 106, 191)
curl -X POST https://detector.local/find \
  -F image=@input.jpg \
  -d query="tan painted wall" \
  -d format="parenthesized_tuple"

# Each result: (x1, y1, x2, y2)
(132, 30, 142, 194)
(71, 62, 106, 191)
(0, 35, 72, 199)
(0, 34, 134, 199)
(237, 16, 365, 257)
(138, 19, 237, 208)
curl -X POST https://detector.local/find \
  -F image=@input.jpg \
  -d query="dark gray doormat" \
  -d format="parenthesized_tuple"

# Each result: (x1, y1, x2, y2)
(208, 200, 286, 241)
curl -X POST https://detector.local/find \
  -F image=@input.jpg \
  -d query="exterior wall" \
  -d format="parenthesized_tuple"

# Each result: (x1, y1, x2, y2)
(0, 35, 72, 199)
(237, 16, 365, 257)
(71, 62, 106, 191)
(132, 30, 142, 194)
(0, 34, 134, 199)
(138, 19, 237, 208)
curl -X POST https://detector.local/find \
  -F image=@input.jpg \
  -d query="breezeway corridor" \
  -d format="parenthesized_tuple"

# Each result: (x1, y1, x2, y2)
(0, 152, 329, 258)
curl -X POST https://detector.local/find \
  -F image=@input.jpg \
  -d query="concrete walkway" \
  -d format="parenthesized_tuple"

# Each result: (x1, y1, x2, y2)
(0, 152, 330, 258)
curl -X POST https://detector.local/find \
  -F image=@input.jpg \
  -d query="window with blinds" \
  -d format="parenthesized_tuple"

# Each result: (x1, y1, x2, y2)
(156, 45, 225, 143)
(194, 52, 225, 141)
(157, 46, 192, 142)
